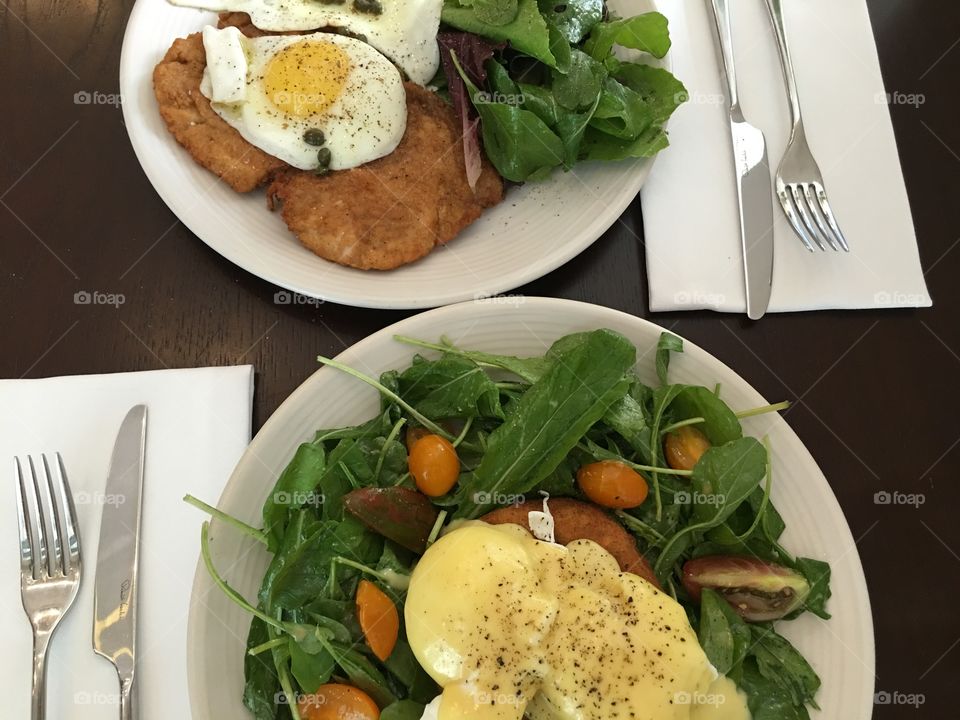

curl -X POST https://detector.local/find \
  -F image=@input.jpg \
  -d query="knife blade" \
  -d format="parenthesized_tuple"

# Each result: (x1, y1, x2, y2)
(709, 0, 775, 320)
(93, 404, 147, 720)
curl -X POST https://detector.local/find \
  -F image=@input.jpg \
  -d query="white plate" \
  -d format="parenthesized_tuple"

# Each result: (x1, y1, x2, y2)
(119, 0, 667, 309)
(187, 297, 875, 719)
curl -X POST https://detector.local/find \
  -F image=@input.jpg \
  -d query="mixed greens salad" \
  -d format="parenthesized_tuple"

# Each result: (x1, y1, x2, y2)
(433, 0, 687, 181)
(191, 329, 831, 720)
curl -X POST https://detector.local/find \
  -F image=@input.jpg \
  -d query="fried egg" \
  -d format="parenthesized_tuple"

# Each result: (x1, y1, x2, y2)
(169, 0, 443, 84)
(199, 26, 407, 171)
(406, 522, 752, 720)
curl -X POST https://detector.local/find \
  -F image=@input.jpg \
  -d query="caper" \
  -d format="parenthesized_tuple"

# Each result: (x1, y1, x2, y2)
(303, 128, 326, 147)
(352, 0, 383, 15)
(315, 147, 333, 175)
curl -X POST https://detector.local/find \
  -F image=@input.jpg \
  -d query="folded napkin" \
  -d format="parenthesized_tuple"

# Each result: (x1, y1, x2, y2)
(641, 0, 931, 312)
(0, 366, 253, 718)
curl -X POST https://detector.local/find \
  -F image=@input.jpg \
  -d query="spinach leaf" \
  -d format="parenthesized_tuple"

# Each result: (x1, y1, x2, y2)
(384, 638, 439, 703)
(456, 329, 635, 518)
(552, 49, 606, 110)
(263, 443, 326, 550)
(671, 386, 743, 445)
(584, 12, 672, 61)
(398, 355, 503, 420)
(442, 0, 555, 66)
(381, 700, 428, 720)
(243, 616, 281, 720)
(655, 331, 682, 385)
(749, 625, 821, 707)
(327, 642, 399, 707)
(697, 589, 751, 677)
(538, 0, 603, 43)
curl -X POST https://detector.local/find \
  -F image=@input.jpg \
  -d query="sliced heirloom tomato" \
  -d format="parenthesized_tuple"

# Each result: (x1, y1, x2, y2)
(356, 579, 399, 661)
(343, 486, 439, 554)
(408, 434, 460, 497)
(576, 460, 648, 509)
(663, 425, 711, 471)
(298, 683, 380, 720)
(682, 555, 811, 622)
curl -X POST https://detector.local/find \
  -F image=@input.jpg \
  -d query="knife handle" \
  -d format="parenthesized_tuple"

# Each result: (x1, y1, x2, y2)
(120, 677, 137, 720)
(708, 0, 740, 109)
(763, 0, 803, 128)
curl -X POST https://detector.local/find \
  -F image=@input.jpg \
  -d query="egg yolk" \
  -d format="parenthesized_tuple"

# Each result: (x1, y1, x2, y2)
(264, 40, 351, 117)
(406, 523, 751, 720)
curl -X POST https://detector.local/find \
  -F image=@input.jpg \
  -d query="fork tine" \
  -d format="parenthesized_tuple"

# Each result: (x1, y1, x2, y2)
(53, 453, 81, 570)
(779, 188, 817, 251)
(814, 183, 850, 251)
(24, 458, 48, 578)
(15, 458, 34, 575)
(790, 185, 828, 251)
(803, 185, 841, 251)
(41, 454, 66, 576)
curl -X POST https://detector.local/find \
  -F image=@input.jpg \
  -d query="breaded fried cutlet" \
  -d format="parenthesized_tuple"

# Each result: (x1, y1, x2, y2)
(152, 33, 288, 193)
(267, 83, 503, 270)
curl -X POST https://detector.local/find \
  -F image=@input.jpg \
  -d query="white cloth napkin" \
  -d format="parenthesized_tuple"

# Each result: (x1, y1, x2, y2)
(0, 366, 254, 719)
(640, 0, 931, 312)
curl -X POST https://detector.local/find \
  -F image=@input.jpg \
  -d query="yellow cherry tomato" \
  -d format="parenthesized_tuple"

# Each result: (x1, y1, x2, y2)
(356, 579, 399, 662)
(576, 460, 649, 509)
(297, 683, 380, 720)
(408, 434, 460, 497)
(664, 425, 711, 471)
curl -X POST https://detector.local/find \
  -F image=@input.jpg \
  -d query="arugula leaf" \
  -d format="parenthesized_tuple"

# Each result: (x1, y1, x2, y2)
(442, 0, 555, 66)
(690, 437, 767, 525)
(739, 658, 812, 720)
(655, 331, 682, 385)
(518, 82, 560, 125)
(749, 625, 821, 707)
(580, 123, 670, 160)
(398, 354, 503, 420)
(458, 0, 518, 25)
(326, 642, 398, 706)
(602, 391, 653, 464)
(793, 557, 832, 619)
(538, 0, 603, 43)
(243, 617, 281, 720)
(698, 588, 751, 677)
(289, 637, 335, 694)
(456, 329, 635, 518)
(381, 700, 428, 720)
(584, 12, 672, 61)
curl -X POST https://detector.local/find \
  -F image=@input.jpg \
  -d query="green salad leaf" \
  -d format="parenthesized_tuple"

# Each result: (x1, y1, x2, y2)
(538, 0, 604, 43)
(442, 0, 555, 65)
(584, 12, 672, 61)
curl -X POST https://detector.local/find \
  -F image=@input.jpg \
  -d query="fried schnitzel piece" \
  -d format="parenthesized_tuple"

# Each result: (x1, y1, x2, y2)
(482, 498, 662, 588)
(153, 33, 287, 193)
(267, 83, 504, 270)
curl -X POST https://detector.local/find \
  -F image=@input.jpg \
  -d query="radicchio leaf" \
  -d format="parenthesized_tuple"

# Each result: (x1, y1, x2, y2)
(437, 32, 504, 189)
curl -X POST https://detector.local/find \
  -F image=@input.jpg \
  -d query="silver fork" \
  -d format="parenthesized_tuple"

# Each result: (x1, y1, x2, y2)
(16, 454, 82, 720)
(763, 0, 849, 252)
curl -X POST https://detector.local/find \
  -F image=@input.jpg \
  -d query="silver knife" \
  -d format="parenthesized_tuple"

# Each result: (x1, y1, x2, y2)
(708, 0, 775, 320)
(93, 405, 147, 720)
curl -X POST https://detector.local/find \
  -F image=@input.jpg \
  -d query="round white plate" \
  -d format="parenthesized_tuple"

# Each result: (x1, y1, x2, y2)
(187, 298, 875, 719)
(119, 0, 667, 309)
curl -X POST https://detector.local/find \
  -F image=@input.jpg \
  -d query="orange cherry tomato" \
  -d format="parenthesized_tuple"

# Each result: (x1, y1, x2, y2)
(663, 426, 711, 471)
(297, 683, 380, 720)
(576, 460, 649, 509)
(408, 434, 460, 497)
(356, 579, 399, 662)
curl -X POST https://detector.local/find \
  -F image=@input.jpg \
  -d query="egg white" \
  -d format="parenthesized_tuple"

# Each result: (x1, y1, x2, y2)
(199, 26, 407, 171)
(170, 0, 443, 84)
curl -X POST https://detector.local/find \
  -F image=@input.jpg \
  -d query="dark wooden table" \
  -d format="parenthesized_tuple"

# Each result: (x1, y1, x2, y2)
(2, 0, 957, 716)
